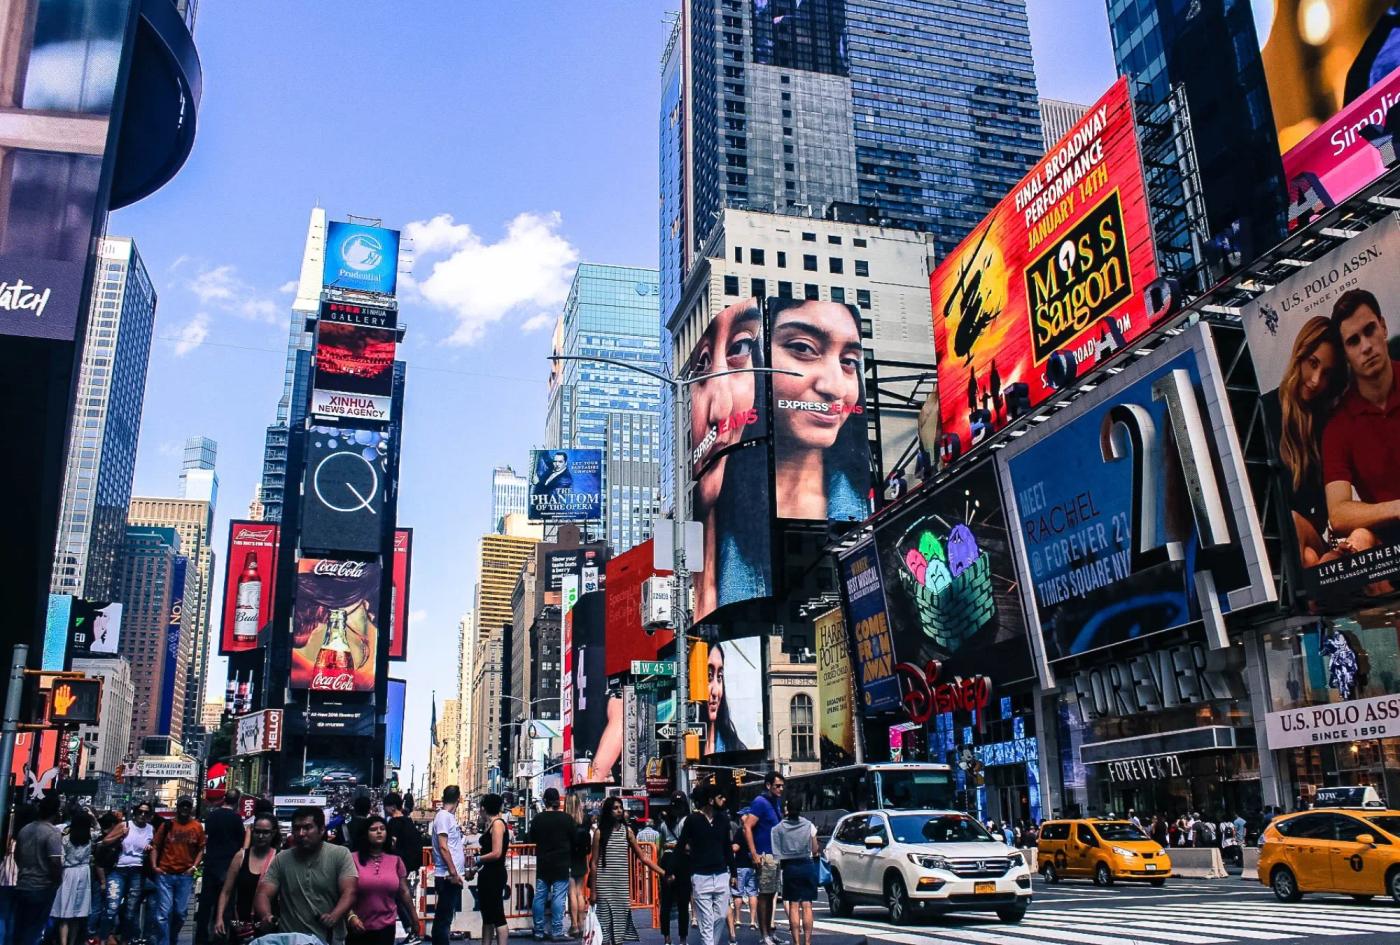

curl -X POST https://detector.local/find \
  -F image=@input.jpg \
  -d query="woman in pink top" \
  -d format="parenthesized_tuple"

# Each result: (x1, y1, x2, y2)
(347, 816, 419, 945)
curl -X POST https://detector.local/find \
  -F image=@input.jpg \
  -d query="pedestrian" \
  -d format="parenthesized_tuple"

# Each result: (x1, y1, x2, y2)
(195, 787, 245, 945)
(1022, 821, 1039, 848)
(14, 793, 65, 945)
(678, 786, 733, 945)
(50, 806, 96, 945)
(1128, 810, 1143, 832)
(105, 801, 153, 945)
(88, 810, 122, 944)
(253, 806, 358, 943)
(1001, 821, 1015, 847)
(741, 772, 784, 945)
(383, 792, 425, 943)
(213, 813, 279, 941)
(590, 795, 664, 945)
(564, 794, 592, 939)
(656, 795, 691, 945)
(151, 796, 206, 945)
(345, 795, 373, 850)
(1195, 814, 1216, 848)
(429, 786, 467, 945)
(1219, 818, 1240, 867)
(730, 806, 757, 938)
(347, 815, 418, 945)
(770, 798, 818, 945)
(1151, 815, 1168, 848)
(528, 787, 574, 942)
(1232, 811, 1248, 848)
(476, 793, 512, 945)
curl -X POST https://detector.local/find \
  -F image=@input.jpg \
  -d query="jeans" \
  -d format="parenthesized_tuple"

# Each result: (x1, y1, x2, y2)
(106, 867, 147, 940)
(532, 877, 569, 937)
(690, 873, 731, 945)
(154, 873, 196, 945)
(12, 885, 58, 945)
(192, 867, 227, 944)
(432, 877, 461, 945)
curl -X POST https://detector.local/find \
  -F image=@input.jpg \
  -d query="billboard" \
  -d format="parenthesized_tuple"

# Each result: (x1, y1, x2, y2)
(998, 324, 1274, 666)
(768, 298, 871, 522)
(871, 459, 1035, 720)
(290, 558, 381, 693)
(319, 299, 397, 330)
(301, 426, 389, 555)
(157, 559, 188, 735)
(220, 521, 279, 655)
(69, 600, 121, 657)
(704, 635, 765, 755)
(389, 528, 412, 660)
(322, 221, 400, 295)
(234, 709, 284, 756)
(386, 678, 406, 770)
(567, 591, 615, 784)
(603, 541, 672, 677)
(838, 540, 901, 712)
(528, 449, 603, 522)
(1239, 214, 1400, 595)
(932, 77, 1159, 458)
(287, 703, 375, 736)
(1261, 2, 1400, 219)
(545, 545, 610, 593)
(814, 608, 856, 767)
(41, 594, 72, 671)
(311, 321, 396, 423)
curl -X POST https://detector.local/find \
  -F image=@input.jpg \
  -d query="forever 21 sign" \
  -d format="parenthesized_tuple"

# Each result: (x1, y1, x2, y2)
(0, 255, 86, 342)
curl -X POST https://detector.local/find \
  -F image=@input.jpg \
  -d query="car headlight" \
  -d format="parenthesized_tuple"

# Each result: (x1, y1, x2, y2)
(1006, 851, 1025, 867)
(908, 853, 951, 871)
(1111, 846, 1137, 858)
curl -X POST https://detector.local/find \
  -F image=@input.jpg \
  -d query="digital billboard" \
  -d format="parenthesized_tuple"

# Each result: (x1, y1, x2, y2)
(386, 678, 406, 770)
(544, 545, 610, 594)
(567, 591, 615, 784)
(319, 299, 397, 330)
(389, 528, 412, 660)
(322, 221, 400, 296)
(1261, 3, 1400, 220)
(68, 600, 121, 657)
(768, 298, 871, 522)
(290, 558, 381, 693)
(838, 540, 901, 712)
(157, 559, 188, 735)
(220, 521, 279, 655)
(1239, 213, 1400, 596)
(301, 426, 389, 555)
(528, 449, 603, 522)
(931, 77, 1159, 458)
(703, 635, 765, 755)
(997, 324, 1274, 666)
(603, 541, 672, 677)
(311, 321, 396, 423)
(814, 608, 856, 767)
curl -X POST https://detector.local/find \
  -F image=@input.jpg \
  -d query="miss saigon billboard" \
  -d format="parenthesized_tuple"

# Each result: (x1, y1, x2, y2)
(932, 77, 1160, 458)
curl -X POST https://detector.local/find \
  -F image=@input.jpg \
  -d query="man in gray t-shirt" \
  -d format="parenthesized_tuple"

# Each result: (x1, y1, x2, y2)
(14, 794, 64, 945)
(254, 807, 357, 944)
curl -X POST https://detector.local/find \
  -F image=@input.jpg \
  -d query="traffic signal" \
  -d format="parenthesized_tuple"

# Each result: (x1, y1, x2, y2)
(47, 678, 101, 725)
(688, 641, 708, 703)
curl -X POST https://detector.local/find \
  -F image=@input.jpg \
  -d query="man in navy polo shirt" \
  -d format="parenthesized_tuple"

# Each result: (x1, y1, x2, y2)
(743, 771, 784, 945)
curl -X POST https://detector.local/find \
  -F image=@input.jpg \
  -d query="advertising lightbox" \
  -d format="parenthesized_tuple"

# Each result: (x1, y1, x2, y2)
(323, 222, 400, 296)
(290, 558, 381, 693)
(703, 634, 765, 756)
(389, 528, 412, 660)
(932, 77, 1159, 459)
(68, 600, 121, 657)
(220, 521, 279, 655)
(301, 426, 389, 556)
(997, 324, 1274, 668)
(311, 321, 396, 423)
(815, 607, 856, 767)
(837, 540, 901, 713)
(528, 449, 603, 523)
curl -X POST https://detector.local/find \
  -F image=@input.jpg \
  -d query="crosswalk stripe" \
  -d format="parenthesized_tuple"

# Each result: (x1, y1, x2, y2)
(1086, 906, 1400, 935)
(1114, 902, 1400, 926)
(1022, 912, 1286, 940)
(1047, 908, 1357, 936)
(1021, 915, 1248, 942)
(815, 916, 1226, 945)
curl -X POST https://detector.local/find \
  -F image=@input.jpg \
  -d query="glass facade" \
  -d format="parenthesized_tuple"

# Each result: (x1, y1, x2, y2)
(490, 466, 529, 534)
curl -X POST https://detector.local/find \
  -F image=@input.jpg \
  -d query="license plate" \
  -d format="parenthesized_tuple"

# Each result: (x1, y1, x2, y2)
(974, 882, 996, 894)
(1145, 864, 1157, 872)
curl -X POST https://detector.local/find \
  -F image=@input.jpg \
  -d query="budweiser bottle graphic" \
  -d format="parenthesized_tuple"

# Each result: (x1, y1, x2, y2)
(311, 609, 355, 691)
(233, 552, 262, 642)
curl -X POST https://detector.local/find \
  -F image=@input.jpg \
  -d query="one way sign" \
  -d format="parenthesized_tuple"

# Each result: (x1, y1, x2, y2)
(656, 723, 704, 740)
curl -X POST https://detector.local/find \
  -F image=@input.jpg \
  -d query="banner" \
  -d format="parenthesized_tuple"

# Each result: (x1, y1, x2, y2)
(838, 540, 901, 712)
(528, 449, 603, 522)
(932, 77, 1159, 459)
(1265, 691, 1400, 750)
(998, 324, 1274, 665)
(322, 221, 400, 295)
(703, 635, 765, 756)
(220, 521, 279, 654)
(157, 559, 187, 735)
(311, 322, 396, 423)
(389, 528, 412, 660)
(1239, 214, 1400, 596)
(290, 558, 381, 693)
(815, 608, 856, 767)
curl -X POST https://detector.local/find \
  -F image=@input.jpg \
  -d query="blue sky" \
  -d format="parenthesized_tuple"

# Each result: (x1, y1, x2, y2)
(110, 2, 1115, 789)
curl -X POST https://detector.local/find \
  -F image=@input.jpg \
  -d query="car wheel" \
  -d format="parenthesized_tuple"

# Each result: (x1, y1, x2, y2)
(1271, 866, 1303, 903)
(996, 903, 1028, 923)
(1390, 867, 1400, 905)
(886, 874, 914, 926)
(1149, 879, 1166, 888)
(827, 870, 853, 918)
(1041, 862, 1060, 885)
(1094, 863, 1114, 887)
(1350, 894, 1374, 903)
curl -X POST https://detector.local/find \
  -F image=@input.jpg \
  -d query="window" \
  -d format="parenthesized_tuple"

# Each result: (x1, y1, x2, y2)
(790, 694, 815, 760)
(777, 281, 793, 298)
(831, 287, 846, 303)
(750, 278, 766, 298)
(781, 74, 790, 84)
(723, 275, 739, 296)
(853, 238, 867, 248)
(776, 251, 787, 268)
(828, 235, 842, 245)
(854, 260, 869, 277)
(781, 91, 791, 101)
(804, 284, 819, 300)
(734, 247, 742, 263)
(783, 144, 794, 154)
(856, 289, 871, 308)
(749, 248, 764, 265)
(1076, 824, 1096, 845)
(784, 162, 794, 172)
(803, 254, 817, 271)
(829, 257, 843, 274)
(859, 317, 872, 338)
(835, 816, 868, 844)
(802, 232, 816, 242)
(782, 109, 792, 119)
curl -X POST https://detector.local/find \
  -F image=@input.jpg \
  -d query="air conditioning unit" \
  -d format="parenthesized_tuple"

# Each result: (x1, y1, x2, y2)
(642, 576, 674, 629)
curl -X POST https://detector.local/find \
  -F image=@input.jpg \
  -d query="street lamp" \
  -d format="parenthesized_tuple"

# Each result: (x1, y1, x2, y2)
(548, 354, 800, 795)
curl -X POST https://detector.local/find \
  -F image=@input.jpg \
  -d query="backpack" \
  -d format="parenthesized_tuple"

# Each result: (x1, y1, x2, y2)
(1197, 821, 1216, 844)
(390, 816, 425, 868)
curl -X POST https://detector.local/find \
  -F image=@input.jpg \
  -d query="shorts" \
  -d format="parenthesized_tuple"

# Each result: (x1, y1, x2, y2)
(757, 854, 780, 895)
(780, 860, 818, 903)
(735, 867, 758, 898)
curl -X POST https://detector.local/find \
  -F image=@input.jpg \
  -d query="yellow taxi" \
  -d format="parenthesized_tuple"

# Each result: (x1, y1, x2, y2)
(1258, 805, 1400, 903)
(1036, 819, 1171, 886)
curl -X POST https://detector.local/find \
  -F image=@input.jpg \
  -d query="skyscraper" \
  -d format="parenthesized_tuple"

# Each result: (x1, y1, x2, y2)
(490, 467, 529, 534)
(114, 525, 186, 754)
(1039, 98, 1091, 149)
(50, 237, 158, 601)
(178, 435, 219, 505)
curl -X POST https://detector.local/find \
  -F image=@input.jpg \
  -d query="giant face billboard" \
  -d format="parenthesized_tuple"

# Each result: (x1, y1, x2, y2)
(301, 426, 389, 555)
(291, 558, 381, 693)
(1239, 214, 1400, 596)
(932, 77, 1159, 459)
(389, 528, 412, 660)
(998, 324, 1274, 668)
(311, 321, 396, 423)
(768, 298, 871, 522)
(323, 222, 400, 296)
(567, 591, 616, 785)
(704, 635, 765, 756)
(1260, 2, 1400, 220)
(220, 521, 279, 655)
(528, 449, 603, 523)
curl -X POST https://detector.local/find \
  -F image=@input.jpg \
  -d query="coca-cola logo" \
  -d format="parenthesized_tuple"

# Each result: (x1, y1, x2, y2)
(235, 527, 276, 544)
(311, 672, 355, 691)
(311, 559, 367, 578)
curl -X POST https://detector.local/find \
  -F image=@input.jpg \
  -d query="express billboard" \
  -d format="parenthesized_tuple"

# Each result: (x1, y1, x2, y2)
(768, 298, 871, 522)
(528, 449, 603, 522)
(220, 521, 279, 655)
(1239, 213, 1400, 595)
(389, 528, 412, 660)
(290, 558, 381, 693)
(997, 324, 1274, 669)
(301, 426, 389, 556)
(931, 77, 1159, 459)
(323, 221, 400, 296)
(1260, 3, 1400, 220)
(311, 321, 396, 423)
(837, 540, 901, 712)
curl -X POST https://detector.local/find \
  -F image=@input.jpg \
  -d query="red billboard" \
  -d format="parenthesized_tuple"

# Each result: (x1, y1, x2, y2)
(311, 321, 396, 423)
(603, 540, 673, 678)
(389, 528, 412, 661)
(220, 521, 279, 655)
(932, 77, 1159, 459)
(290, 558, 381, 693)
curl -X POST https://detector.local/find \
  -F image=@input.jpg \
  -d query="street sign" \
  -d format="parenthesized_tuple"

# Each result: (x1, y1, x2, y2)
(137, 759, 196, 780)
(652, 519, 704, 572)
(656, 723, 704, 740)
(273, 794, 328, 808)
(631, 660, 676, 677)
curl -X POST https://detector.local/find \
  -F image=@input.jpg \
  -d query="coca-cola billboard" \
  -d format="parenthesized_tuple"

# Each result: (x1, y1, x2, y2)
(290, 557, 381, 693)
(220, 521, 279, 655)
(389, 528, 412, 661)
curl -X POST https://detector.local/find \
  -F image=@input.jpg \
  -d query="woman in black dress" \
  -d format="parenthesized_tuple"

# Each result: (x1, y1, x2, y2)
(475, 794, 510, 945)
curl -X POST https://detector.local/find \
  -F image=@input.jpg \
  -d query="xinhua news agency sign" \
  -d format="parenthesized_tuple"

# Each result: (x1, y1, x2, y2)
(1265, 693, 1400, 750)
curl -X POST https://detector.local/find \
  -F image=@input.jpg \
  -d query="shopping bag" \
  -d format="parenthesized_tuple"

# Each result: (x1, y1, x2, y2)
(817, 857, 832, 887)
(581, 906, 603, 945)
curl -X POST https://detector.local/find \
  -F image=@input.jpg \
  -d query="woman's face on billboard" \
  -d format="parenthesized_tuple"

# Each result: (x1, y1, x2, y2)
(771, 300, 862, 450)
(707, 644, 725, 722)
(689, 301, 761, 506)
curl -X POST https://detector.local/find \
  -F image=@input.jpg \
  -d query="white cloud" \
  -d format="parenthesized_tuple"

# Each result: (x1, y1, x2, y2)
(279, 280, 298, 294)
(184, 263, 281, 324)
(521, 313, 554, 332)
(173, 313, 210, 356)
(406, 211, 578, 345)
(189, 265, 238, 303)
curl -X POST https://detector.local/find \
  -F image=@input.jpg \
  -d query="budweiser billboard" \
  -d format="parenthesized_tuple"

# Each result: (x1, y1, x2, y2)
(389, 528, 412, 661)
(290, 558, 381, 693)
(220, 521, 279, 655)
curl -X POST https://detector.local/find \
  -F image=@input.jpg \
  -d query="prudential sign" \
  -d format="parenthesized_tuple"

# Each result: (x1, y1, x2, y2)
(322, 222, 400, 296)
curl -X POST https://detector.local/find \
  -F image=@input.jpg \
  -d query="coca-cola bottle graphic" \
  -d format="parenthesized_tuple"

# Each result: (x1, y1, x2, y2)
(236, 675, 251, 714)
(233, 552, 262, 642)
(312, 609, 354, 690)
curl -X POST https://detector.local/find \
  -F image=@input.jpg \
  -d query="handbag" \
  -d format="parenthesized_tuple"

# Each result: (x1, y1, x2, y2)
(581, 906, 603, 945)
(817, 857, 831, 887)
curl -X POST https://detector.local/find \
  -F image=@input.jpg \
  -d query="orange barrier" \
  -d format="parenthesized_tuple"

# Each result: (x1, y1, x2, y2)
(631, 841, 661, 929)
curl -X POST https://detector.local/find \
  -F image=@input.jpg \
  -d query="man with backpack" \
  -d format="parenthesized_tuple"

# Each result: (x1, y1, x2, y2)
(385, 792, 425, 943)
(1195, 814, 1216, 848)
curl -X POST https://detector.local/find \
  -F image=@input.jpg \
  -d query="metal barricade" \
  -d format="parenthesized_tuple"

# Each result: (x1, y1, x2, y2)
(632, 841, 661, 929)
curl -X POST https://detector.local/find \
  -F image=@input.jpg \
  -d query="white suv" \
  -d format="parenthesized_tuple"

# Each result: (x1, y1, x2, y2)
(823, 809, 1032, 925)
